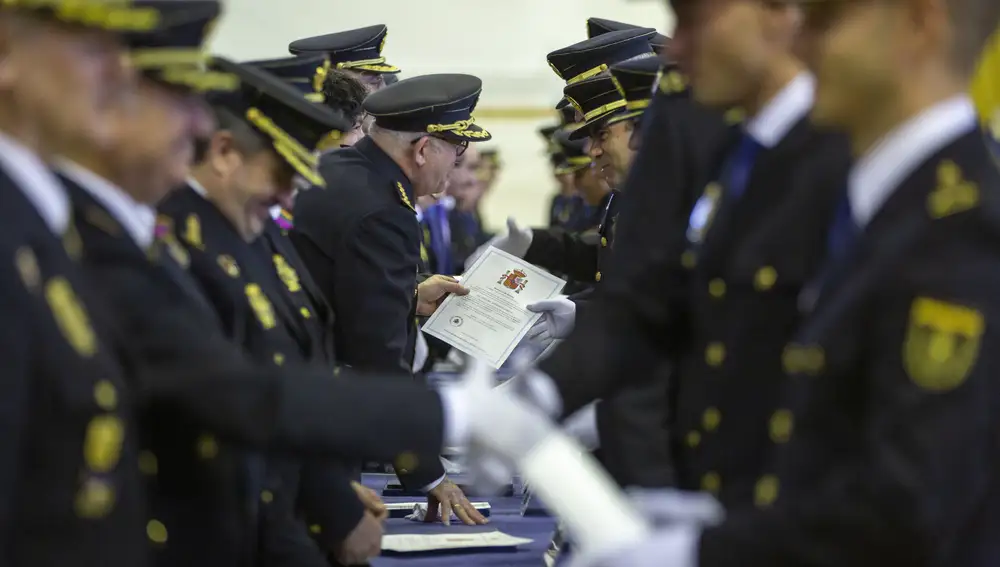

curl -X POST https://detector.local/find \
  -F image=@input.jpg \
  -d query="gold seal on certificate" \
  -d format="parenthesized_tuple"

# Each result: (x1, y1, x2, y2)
(422, 247, 566, 368)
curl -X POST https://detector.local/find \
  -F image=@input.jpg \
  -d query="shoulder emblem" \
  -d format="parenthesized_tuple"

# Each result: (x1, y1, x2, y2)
(927, 160, 978, 219)
(396, 182, 415, 212)
(217, 254, 240, 278)
(183, 214, 204, 249)
(244, 283, 276, 330)
(63, 219, 83, 260)
(45, 276, 97, 357)
(658, 70, 686, 95)
(272, 254, 301, 293)
(903, 296, 983, 391)
(15, 246, 40, 291)
(83, 206, 121, 236)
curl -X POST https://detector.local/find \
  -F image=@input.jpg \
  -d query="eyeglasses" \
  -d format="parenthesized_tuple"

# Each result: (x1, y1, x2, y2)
(412, 135, 469, 157)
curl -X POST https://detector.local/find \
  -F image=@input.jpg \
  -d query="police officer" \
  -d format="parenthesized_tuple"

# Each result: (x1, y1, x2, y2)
(292, 73, 493, 524)
(570, 0, 1000, 563)
(0, 1, 165, 564)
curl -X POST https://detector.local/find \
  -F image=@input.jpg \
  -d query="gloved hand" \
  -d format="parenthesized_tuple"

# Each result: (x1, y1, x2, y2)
(466, 217, 534, 267)
(525, 296, 576, 346)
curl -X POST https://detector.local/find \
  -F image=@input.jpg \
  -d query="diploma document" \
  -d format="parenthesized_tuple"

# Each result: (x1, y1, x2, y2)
(422, 247, 565, 368)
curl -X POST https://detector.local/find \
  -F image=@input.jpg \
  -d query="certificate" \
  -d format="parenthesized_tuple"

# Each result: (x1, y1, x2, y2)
(422, 247, 565, 368)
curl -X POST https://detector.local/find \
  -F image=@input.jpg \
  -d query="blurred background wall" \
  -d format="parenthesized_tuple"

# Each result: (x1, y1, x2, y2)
(209, 0, 675, 230)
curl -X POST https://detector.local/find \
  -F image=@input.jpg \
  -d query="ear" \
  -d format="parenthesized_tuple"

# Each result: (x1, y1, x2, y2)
(209, 130, 241, 176)
(413, 135, 432, 167)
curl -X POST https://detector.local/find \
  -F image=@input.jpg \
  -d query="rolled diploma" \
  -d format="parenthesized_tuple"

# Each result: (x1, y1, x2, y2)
(518, 431, 650, 555)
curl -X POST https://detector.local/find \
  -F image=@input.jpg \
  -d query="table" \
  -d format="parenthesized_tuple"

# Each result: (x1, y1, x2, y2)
(363, 474, 556, 567)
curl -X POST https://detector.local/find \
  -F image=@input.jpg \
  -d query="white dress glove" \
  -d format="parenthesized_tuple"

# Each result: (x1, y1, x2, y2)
(525, 295, 576, 346)
(467, 217, 534, 266)
(564, 489, 724, 567)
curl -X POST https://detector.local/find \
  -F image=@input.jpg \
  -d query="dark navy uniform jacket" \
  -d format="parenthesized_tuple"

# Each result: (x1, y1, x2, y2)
(0, 158, 145, 567)
(700, 99, 1000, 567)
(291, 137, 446, 490)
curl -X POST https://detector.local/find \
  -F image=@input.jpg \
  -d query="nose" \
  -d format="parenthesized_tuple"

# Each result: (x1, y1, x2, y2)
(588, 141, 603, 159)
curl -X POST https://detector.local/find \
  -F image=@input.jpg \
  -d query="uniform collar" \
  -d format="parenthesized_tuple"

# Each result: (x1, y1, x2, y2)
(59, 160, 155, 248)
(354, 136, 416, 210)
(187, 176, 209, 198)
(0, 129, 70, 233)
(745, 72, 815, 148)
(849, 94, 976, 227)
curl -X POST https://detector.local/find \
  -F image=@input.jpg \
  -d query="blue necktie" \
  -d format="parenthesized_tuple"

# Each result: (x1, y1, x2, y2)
(826, 192, 859, 262)
(724, 133, 763, 200)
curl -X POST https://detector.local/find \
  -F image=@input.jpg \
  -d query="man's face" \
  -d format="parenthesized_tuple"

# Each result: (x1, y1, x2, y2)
(209, 134, 295, 239)
(589, 120, 636, 186)
(112, 80, 198, 204)
(341, 122, 366, 146)
(446, 145, 484, 211)
(343, 69, 385, 93)
(3, 17, 134, 155)
(668, 0, 778, 108)
(412, 135, 465, 197)
(574, 164, 610, 206)
(802, 1, 900, 129)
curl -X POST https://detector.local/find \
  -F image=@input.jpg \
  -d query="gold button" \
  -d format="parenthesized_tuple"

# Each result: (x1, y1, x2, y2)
(260, 490, 274, 504)
(395, 451, 418, 473)
(273, 352, 285, 366)
(782, 344, 825, 375)
(686, 430, 701, 447)
(196, 434, 218, 460)
(754, 266, 777, 291)
(754, 475, 779, 507)
(701, 472, 721, 493)
(147, 519, 168, 543)
(705, 342, 726, 366)
(299, 307, 311, 319)
(93, 380, 117, 410)
(75, 478, 115, 518)
(601, 237, 608, 247)
(333, 366, 341, 377)
(681, 250, 696, 269)
(708, 278, 726, 298)
(769, 410, 794, 443)
(702, 407, 721, 431)
(309, 524, 322, 534)
(138, 450, 158, 475)
(595, 271, 602, 282)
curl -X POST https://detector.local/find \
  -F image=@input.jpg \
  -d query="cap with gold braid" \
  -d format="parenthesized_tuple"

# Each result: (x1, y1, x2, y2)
(245, 54, 330, 103)
(206, 57, 352, 187)
(547, 28, 656, 85)
(605, 55, 664, 127)
(363, 73, 491, 143)
(563, 76, 627, 141)
(586, 17, 670, 54)
(288, 24, 399, 75)
(0, 0, 161, 32)
(126, 0, 236, 93)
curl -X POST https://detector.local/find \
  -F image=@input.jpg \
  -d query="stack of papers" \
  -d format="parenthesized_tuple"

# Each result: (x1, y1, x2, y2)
(381, 531, 533, 553)
(384, 500, 491, 520)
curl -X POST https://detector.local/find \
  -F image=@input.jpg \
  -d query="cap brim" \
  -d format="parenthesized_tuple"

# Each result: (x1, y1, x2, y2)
(604, 109, 645, 127)
(567, 112, 617, 140)
(436, 122, 492, 143)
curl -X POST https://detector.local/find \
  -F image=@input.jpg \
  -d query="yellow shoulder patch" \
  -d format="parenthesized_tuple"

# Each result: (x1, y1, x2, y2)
(183, 214, 204, 249)
(927, 160, 978, 219)
(272, 254, 301, 293)
(396, 182, 415, 212)
(903, 296, 984, 391)
(658, 70, 686, 95)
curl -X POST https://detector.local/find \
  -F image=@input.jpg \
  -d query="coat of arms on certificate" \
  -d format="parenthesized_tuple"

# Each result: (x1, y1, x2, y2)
(498, 268, 528, 293)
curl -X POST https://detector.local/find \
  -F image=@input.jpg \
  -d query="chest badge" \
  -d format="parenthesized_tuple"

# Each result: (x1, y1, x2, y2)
(45, 276, 97, 357)
(903, 297, 983, 392)
(272, 254, 301, 293)
(217, 254, 240, 278)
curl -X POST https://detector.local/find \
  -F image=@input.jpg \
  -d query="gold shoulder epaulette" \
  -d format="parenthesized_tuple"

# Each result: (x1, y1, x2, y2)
(927, 160, 978, 219)
(396, 182, 415, 212)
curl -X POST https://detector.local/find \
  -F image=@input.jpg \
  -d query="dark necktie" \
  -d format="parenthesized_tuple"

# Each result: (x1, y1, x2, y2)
(724, 132, 763, 200)
(826, 191, 859, 263)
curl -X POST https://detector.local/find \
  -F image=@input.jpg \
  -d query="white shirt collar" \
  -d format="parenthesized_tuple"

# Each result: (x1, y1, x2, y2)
(187, 176, 208, 197)
(0, 129, 70, 233)
(745, 72, 816, 148)
(849, 95, 976, 227)
(58, 160, 155, 248)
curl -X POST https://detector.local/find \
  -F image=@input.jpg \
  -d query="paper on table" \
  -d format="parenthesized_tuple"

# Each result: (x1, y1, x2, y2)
(381, 530, 533, 553)
(422, 247, 565, 368)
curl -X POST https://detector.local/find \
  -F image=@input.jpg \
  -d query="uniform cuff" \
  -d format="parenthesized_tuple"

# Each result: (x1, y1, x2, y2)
(421, 473, 447, 493)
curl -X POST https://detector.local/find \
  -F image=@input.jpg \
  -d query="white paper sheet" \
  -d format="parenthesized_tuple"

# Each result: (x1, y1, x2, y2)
(381, 530, 533, 553)
(422, 247, 565, 369)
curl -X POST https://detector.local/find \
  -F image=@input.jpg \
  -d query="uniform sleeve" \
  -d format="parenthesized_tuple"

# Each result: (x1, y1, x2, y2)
(258, 459, 331, 567)
(334, 206, 419, 372)
(523, 227, 601, 282)
(699, 222, 1000, 567)
(539, 95, 716, 416)
(297, 461, 365, 548)
(0, 272, 32, 550)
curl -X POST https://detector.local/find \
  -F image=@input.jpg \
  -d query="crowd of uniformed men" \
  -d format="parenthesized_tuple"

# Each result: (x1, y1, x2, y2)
(3, 0, 1000, 566)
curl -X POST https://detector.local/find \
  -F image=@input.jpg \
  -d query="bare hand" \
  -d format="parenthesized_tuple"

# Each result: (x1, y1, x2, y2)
(335, 511, 383, 565)
(416, 275, 468, 316)
(351, 480, 388, 521)
(424, 479, 488, 526)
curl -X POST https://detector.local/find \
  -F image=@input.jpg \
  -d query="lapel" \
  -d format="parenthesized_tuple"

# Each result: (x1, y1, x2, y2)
(354, 136, 417, 213)
(699, 118, 813, 272)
